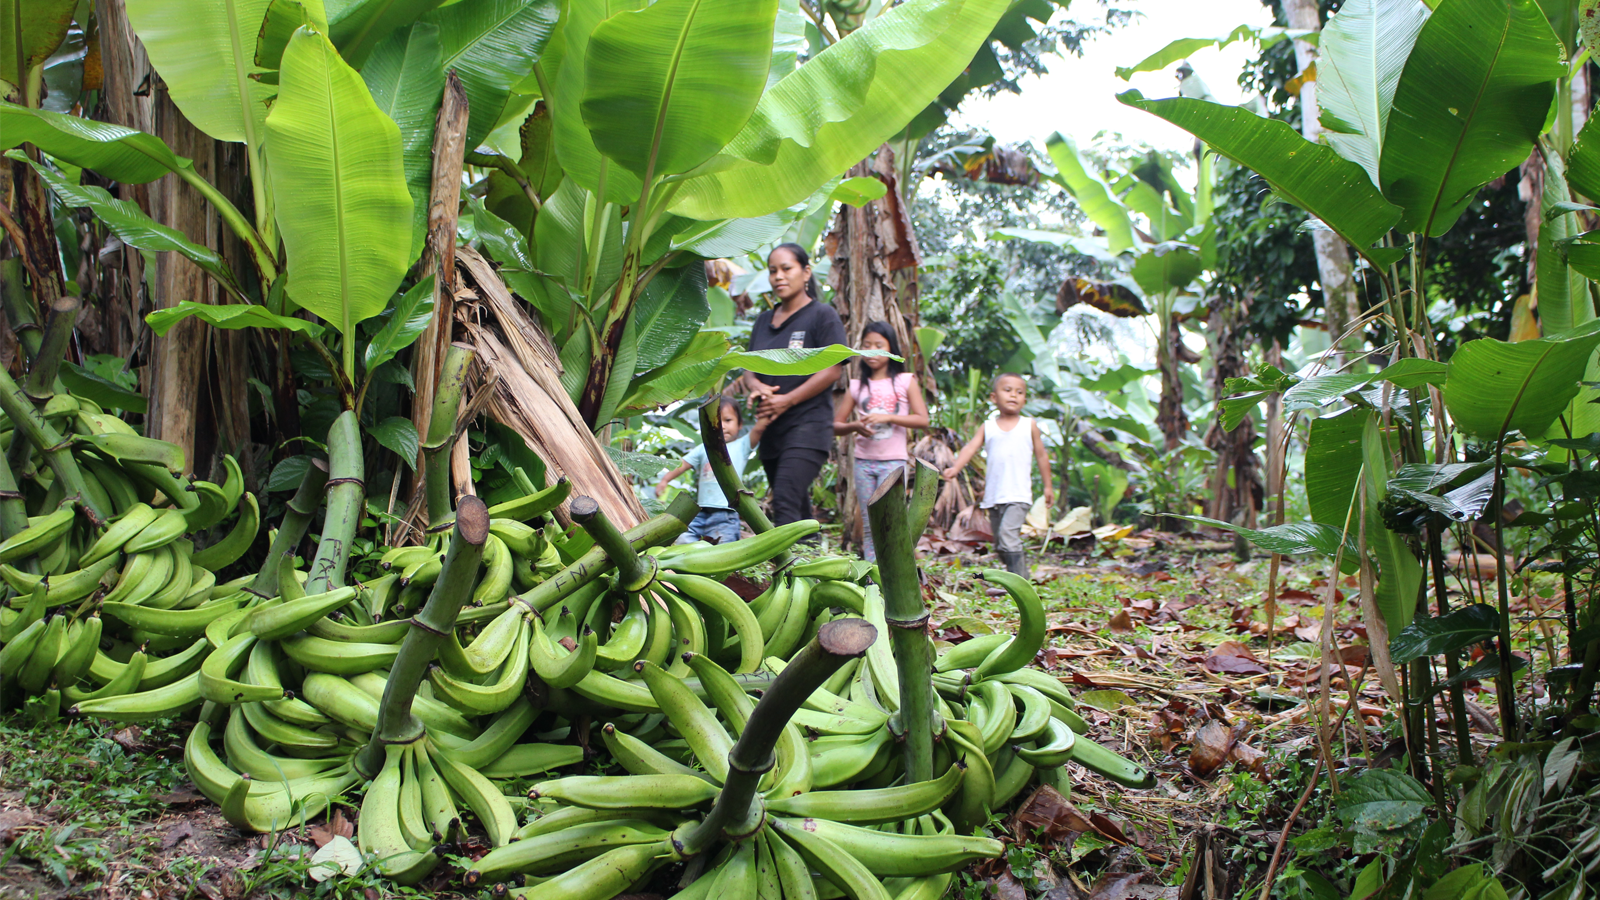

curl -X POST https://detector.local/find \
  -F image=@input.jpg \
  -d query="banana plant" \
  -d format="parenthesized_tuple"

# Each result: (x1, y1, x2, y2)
(472, 0, 1015, 429)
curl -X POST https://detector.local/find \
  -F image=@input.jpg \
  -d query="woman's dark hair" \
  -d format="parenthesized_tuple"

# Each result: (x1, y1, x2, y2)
(857, 321, 905, 380)
(769, 242, 820, 300)
(718, 397, 743, 426)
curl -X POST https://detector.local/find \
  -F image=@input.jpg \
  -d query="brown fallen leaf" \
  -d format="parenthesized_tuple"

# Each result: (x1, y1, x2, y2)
(1205, 640, 1268, 676)
(1009, 785, 1094, 844)
(1088, 872, 1143, 900)
(155, 789, 207, 806)
(1088, 813, 1129, 845)
(112, 726, 144, 752)
(990, 872, 1029, 900)
(161, 820, 195, 851)
(1229, 739, 1267, 776)
(1187, 721, 1236, 779)
(1107, 610, 1135, 634)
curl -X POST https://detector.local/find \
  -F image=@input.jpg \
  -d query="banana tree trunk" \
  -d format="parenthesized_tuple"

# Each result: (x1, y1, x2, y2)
(1155, 315, 1190, 451)
(825, 143, 926, 551)
(1203, 294, 1262, 528)
(1285, 0, 1362, 360)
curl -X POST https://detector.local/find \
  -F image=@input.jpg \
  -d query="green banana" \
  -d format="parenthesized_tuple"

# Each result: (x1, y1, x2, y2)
(0, 505, 73, 562)
(485, 478, 571, 522)
(1, 582, 47, 641)
(593, 601, 649, 672)
(183, 480, 231, 532)
(446, 698, 537, 769)
(413, 739, 458, 841)
(529, 615, 598, 690)
(70, 668, 203, 721)
(466, 819, 668, 884)
(600, 722, 705, 779)
(240, 699, 339, 751)
(124, 507, 189, 554)
(425, 625, 529, 715)
(770, 818, 890, 900)
(654, 520, 819, 576)
(767, 762, 967, 825)
(503, 840, 667, 900)
(245, 640, 331, 727)
(80, 432, 186, 474)
(52, 614, 102, 687)
(357, 745, 439, 883)
(769, 822, 819, 900)
(347, 671, 480, 740)
(1015, 716, 1076, 767)
(773, 816, 1002, 877)
(100, 596, 245, 638)
(529, 774, 719, 810)
(199, 633, 284, 704)
(280, 633, 399, 675)
(18, 614, 65, 692)
(655, 570, 763, 674)
(788, 556, 857, 581)
(429, 745, 518, 847)
(933, 633, 1008, 673)
(101, 547, 167, 605)
(973, 569, 1045, 679)
(1062, 732, 1157, 789)
(191, 492, 260, 571)
(69, 649, 145, 702)
(972, 680, 1017, 758)
(79, 502, 157, 565)
(479, 742, 586, 779)
(472, 534, 514, 606)
(1007, 683, 1052, 743)
(638, 660, 732, 783)
(244, 585, 358, 641)
(222, 706, 342, 781)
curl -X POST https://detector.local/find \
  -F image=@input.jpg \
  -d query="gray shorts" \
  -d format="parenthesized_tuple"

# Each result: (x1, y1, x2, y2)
(988, 502, 1029, 554)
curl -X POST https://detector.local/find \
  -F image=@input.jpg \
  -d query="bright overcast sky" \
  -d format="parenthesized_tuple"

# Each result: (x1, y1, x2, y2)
(957, 0, 1278, 154)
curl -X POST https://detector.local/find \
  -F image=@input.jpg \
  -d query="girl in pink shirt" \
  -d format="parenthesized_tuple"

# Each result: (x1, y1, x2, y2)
(834, 322, 929, 560)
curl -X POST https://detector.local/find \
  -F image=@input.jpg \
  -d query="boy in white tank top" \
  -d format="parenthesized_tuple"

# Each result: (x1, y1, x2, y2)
(941, 373, 1054, 579)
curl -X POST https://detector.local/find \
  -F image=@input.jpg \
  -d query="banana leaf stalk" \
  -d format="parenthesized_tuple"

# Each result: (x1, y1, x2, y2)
(570, 496, 657, 592)
(357, 496, 490, 778)
(306, 411, 363, 594)
(247, 459, 329, 599)
(23, 295, 79, 398)
(0, 449, 29, 567)
(867, 465, 938, 784)
(678, 618, 878, 857)
(697, 399, 789, 567)
(422, 343, 475, 529)
(514, 492, 698, 616)
(0, 258, 41, 360)
(0, 363, 106, 524)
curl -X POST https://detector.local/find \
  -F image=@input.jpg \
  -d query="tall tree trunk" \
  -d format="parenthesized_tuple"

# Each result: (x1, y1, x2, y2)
(1285, 0, 1362, 358)
(823, 144, 924, 550)
(1155, 314, 1193, 451)
(1204, 294, 1262, 528)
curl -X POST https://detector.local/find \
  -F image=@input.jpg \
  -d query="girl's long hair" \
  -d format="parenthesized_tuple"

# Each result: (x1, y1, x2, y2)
(769, 242, 820, 301)
(857, 320, 905, 381)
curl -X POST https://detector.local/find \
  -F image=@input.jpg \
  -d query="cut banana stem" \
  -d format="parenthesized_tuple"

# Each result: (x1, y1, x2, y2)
(570, 496, 655, 592)
(514, 494, 697, 615)
(678, 618, 878, 857)
(866, 466, 937, 784)
(422, 343, 474, 528)
(306, 412, 363, 595)
(697, 398, 788, 566)
(248, 459, 327, 599)
(356, 496, 489, 779)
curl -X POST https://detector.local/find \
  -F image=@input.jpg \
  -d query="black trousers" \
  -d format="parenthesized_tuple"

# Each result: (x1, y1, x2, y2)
(761, 448, 829, 529)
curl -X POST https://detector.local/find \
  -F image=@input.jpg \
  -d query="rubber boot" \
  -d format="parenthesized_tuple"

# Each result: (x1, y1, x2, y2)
(999, 550, 1030, 581)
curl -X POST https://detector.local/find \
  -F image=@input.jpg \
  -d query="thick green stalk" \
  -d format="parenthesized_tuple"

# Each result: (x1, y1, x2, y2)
(1428, 528, 1474, 766)
(306, 411, 363, 594)
(677, 618, 877, 857)
(1491, 451, 1519, 737)
(906, 458, 941, 537)
(866, 466, 935, 784)
(0, 447, 25, 542)
(515, 493, 697, 614)
(0, 363, 106, 523)
(248, 459, 329, 599)
(423, 343, 475, 529)
(698, 400, 788, 566)
(357, 496, 489, 778)
(24, 295, 78, 398)
(0, 257, 41, 360)
(172, 166, 278, 287)
(570, 496, 655, 591)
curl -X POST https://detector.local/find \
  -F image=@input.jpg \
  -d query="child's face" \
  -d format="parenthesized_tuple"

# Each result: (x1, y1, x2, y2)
(719, 405, 742, 442)
(861, 331, 892, 371)
(991, 376, 1027, 414)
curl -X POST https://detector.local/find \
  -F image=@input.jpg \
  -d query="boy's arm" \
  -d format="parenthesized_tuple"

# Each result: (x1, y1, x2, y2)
(655, 461, 693, 497)
(1032, 419, 1055, 508)
(748, 418, 769, 446)
(942, 428, 984, 479)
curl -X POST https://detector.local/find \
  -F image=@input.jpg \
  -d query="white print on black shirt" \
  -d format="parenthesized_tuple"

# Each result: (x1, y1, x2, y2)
(788, 331, 805, 349)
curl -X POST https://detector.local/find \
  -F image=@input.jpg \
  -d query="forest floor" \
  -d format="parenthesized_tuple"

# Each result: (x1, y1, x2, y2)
(0, 530, 1481, 900)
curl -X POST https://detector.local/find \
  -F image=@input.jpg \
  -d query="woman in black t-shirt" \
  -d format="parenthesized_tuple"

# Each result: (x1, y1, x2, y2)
(743, 243, 847, 529)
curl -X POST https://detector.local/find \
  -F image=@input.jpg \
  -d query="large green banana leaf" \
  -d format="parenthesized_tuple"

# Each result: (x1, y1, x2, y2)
(329, 0, 449, 68)
(125, 0, 276, 145)
(0, 103, 187, 182)
(363, 22, 445, 260)
(425, 0, 560, 150)
(553, 0, 647, 206)
(581, 0, 777, 181)
(1043, 133, 1133, 254)
(669, 0, 1010, 220)
(265, 27, 411, 374)
(631, 263, 710, 374)
(1306, 408, 1368, 533)
(1537, 147, 1600, 446)
(1117, 92, 1401, 260)
(146, 301, 322, 336)
(1113, 24, 1305, 80)
(1360, 414, 1423, 635)
(15, 154, 246, 300)
(1443, 329, 1600, 439)
(1377, 0, 1563, 237)
(1315, 0, 1430, 188)
(1565, 110, 1600, 199)
(0, 0, 75, 94)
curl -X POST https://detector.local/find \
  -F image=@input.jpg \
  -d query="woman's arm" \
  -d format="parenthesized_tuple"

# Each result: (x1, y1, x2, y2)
(1032, 420, 1055, 508)
(757, 364, 842, 422)
(655, 461, 693, 497)
(942, 428, 985, 479)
